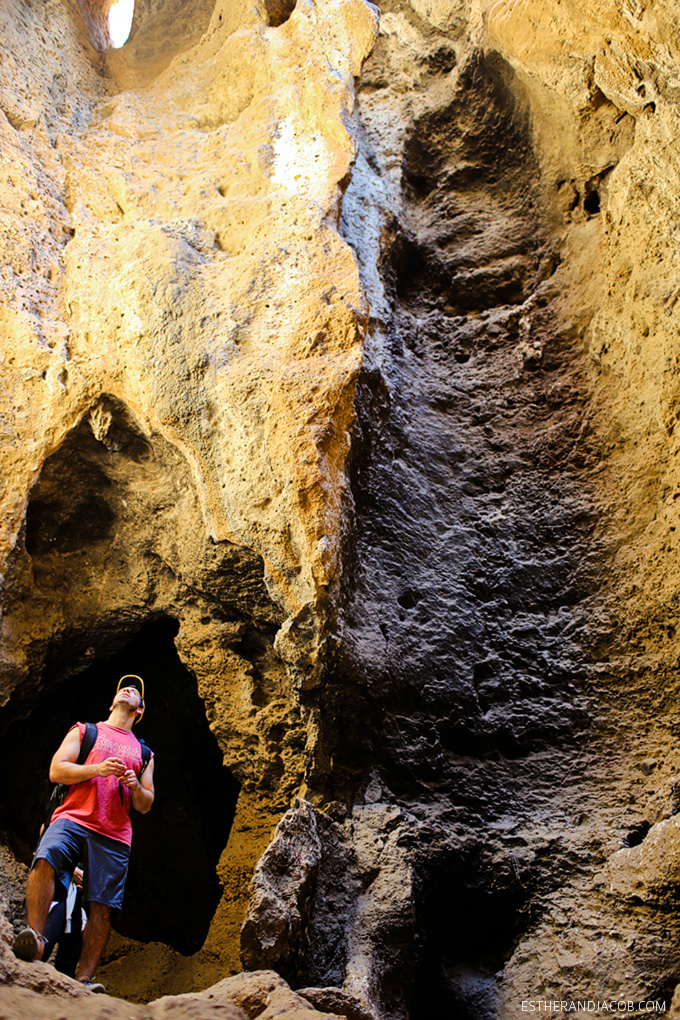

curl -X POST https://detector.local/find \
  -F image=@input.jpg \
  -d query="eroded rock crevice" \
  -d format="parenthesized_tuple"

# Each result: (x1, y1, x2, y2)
(74, 0, 218, 79)
(305, 0, 680, 1013)
(330, 36, 599, 1012)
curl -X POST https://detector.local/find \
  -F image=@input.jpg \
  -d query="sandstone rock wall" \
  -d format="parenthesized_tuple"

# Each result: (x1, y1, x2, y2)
(4, 0, 680, 1018)
(0, 0, 378, 667)
(312, 0, 680, 1014)
(0, 0, 379, 998)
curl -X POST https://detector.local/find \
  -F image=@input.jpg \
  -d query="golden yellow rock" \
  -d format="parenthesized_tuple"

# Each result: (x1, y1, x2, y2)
(7, 0, 680, 1014)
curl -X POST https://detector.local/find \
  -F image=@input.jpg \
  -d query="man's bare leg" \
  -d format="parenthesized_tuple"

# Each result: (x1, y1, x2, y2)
(13, 858, 56, 961)
(26, 858, 56, 935)
(76, 901, 111, 982)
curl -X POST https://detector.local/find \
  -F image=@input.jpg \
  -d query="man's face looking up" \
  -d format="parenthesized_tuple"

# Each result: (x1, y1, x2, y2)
(111, 686, 143, 715)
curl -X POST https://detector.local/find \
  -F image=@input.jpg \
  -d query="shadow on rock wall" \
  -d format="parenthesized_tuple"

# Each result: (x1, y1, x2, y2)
(329, 40, 608, 1016)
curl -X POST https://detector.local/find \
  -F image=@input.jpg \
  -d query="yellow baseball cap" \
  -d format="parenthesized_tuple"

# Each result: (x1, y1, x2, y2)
(116, 674, 145, 722)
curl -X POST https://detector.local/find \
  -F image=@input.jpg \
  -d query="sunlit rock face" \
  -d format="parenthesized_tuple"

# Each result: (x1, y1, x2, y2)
(0, 0, 378, 634)
(0, 0, 378, 1004)
(4, 0, 680, 1017)
(107, 1, 135, 49)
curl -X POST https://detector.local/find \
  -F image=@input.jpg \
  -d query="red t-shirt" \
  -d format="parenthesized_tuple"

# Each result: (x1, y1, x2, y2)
(51, 722, 151, 846)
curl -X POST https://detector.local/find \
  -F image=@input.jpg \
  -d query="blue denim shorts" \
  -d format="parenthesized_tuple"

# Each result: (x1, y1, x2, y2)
(33, 818, 130, 911)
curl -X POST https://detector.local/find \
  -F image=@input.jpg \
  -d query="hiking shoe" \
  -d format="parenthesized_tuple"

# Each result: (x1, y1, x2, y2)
(12, 928, 46, 962)
(79, 979, 105, 994)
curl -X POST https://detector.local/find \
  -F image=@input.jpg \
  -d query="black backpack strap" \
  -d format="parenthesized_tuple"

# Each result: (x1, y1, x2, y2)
(78, 723, 98, 763)
(137, 738, 151, 778)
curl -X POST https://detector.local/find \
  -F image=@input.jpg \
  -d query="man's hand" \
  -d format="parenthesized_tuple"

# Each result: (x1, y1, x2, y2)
(119, 768, 139, 789)
(97, 757, 126, 778)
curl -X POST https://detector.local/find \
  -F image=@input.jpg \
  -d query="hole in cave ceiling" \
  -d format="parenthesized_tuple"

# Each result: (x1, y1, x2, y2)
(108, 0, 136, 48)
(0, 618, 240, 955)
(76, 0, 217, 77)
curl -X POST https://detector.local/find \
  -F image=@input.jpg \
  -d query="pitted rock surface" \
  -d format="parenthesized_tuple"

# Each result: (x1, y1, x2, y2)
(4, 0, 680, 1017)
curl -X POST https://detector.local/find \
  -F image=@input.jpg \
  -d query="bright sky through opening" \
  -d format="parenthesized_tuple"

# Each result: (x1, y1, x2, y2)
(108, 0, 135, 48)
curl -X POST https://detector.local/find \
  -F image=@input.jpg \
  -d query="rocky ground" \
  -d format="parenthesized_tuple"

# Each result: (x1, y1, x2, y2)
(3, 0, 680, 1018)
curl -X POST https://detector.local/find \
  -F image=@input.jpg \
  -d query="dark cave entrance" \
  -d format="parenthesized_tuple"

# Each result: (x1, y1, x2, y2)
(0, 617, 240, 955)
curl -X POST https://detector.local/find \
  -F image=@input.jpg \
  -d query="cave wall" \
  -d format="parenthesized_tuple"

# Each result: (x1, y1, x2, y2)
(240, 0, 680, 1016)
(0, 0, 379, 685)
(0, 0, 379, 1000)
(4, 0, 680, 1018)
(307, 0, 680, 1014)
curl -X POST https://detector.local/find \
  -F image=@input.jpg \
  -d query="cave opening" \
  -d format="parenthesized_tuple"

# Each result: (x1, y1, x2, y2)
(0, 617, 240, 956)
(74, 0, 218, 83)
(108, 0, 136, 48)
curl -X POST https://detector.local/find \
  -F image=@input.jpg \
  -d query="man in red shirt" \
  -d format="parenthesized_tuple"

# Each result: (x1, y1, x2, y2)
(13, 677, 155, 992)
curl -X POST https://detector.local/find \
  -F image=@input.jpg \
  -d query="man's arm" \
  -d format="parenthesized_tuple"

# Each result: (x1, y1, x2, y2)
(49, 727, 126, 784)
(120, 757, 155, 814)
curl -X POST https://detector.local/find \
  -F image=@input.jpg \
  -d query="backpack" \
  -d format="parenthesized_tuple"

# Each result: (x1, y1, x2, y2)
(43, 723, 151, 830)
